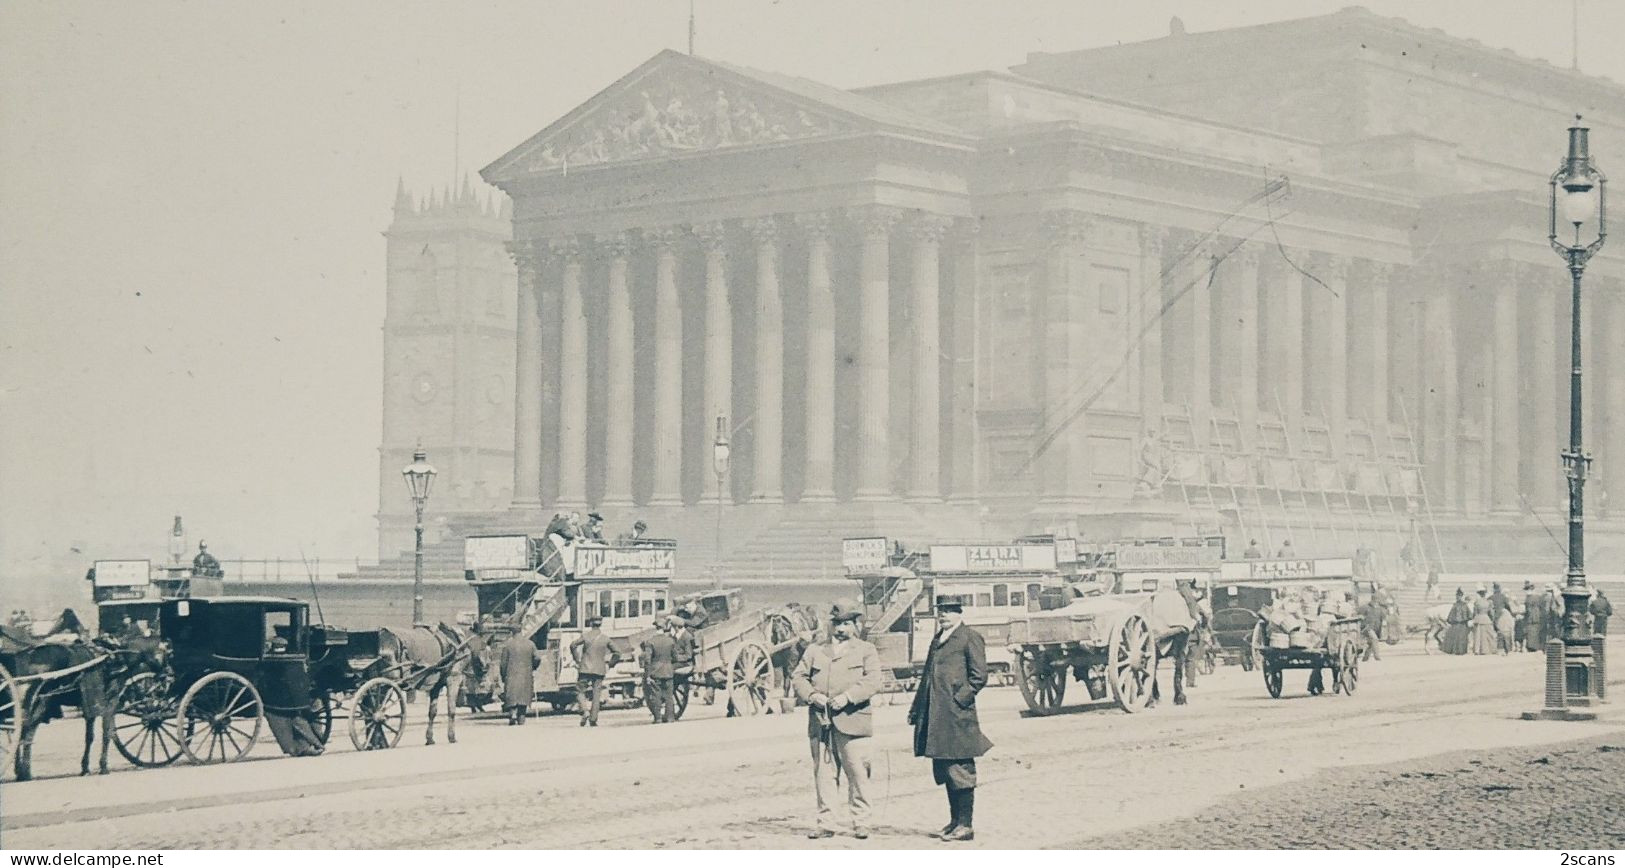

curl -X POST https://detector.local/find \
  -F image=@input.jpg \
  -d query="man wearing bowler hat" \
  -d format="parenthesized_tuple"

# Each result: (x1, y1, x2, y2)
(570, 615, 614, 727)
(909, 594, 992, 842)
(791, 599, 882, 839)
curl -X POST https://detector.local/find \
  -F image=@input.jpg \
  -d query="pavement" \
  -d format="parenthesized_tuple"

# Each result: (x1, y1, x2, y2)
(4, 638, 1625, 849)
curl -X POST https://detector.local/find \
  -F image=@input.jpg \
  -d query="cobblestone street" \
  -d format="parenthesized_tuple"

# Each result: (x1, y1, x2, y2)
(5, 641, 1624, 848)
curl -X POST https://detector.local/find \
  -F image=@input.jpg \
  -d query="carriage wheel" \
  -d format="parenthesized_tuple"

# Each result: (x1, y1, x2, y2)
(1108, 616, 1156, 713)
(0, 663, 21, 772)
(312, 694, 334, 746)
(348, 677, 406, 751)
(114, 672, 186, 767)
(1015, 649, 1066, 711)
(177, 672, 263, 765)
(672, 678, 692, 721)
(1264, 664, 1283, 699)
(725, 643, 773, 717)
(1340, 642, 1360, 695)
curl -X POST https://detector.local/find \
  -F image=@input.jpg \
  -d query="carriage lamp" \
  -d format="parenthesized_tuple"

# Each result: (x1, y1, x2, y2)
(402, 446, 437, 625)
(712, 416, 730, 589)
(1530, 117, 1608, 720)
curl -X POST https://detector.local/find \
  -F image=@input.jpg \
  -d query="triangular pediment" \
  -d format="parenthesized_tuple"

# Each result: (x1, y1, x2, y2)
(484, 50, 949, 182)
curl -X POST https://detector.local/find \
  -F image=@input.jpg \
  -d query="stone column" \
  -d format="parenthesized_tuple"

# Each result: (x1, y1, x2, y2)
(599, 231, 635, 508)
(553, 238, 588, 508)
(1042, 211, 1087, 501)
(694, 221, 732, 504)
(746, 217, 784, 503)
(948, 219, 981, 505)
(1188, 239, 1214, 444)
(1523, 267, 1559, 510)
(1217, 244, 1260, 429)
(647, 227, 684, 506)
(1606, 287, 1625, 514)
(1420, 273, 1459, 510)
(908, 213, 951, 501)
(1264, 257, 1305, 421)
(507, 240, 544, 509)
(1491, 276, 1521, 513)
(797, 212, 837, 502)
(1139, 226, 1166, 435)
(851, 206, 900, 501)
(1306, 253, 1349, 427)
(1361, 262, 1392, 425)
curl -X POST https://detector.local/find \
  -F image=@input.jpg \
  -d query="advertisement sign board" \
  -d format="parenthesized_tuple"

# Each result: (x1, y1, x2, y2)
(1114, 545, 1223, 570)
(930, 544, 1057, 573)
(464, 536, 532, 575)
(92, 560, 151, 588)
(1219, 557, 1355, 582)
(574, 545, 675, 579)
(842, 538, 889, 575)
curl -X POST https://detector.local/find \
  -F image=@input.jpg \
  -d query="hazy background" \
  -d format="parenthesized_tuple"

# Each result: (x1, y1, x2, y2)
(3, 0, 1622, 608)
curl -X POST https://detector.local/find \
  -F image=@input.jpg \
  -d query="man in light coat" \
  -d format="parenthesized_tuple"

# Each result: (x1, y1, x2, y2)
(791, 600, 883, 840)
(909, 596, 993, 842)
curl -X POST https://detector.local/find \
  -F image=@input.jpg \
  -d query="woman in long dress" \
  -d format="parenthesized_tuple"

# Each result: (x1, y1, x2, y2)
(1470, 589, 1495, 655)
(1442, 589, 1472, 655)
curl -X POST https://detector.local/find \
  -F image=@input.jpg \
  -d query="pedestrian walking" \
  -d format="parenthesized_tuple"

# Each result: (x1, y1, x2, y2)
(640, 619, 678, 723)
(1425, 567, 1440, 602)
(909, 596, 993, 843)
(1359, 596, 1384, 661)
(791, 600, 882, 840)
(1522, 581, 1544, 651)
(1591, 590, 1613, 635)
(570, 616, 614, 727)
(498, 631, 539, 726)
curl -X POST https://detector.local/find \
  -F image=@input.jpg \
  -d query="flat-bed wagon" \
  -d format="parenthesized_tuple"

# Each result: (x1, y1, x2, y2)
(658, 589, 808, 719)
(1252, 616, 1362, 698)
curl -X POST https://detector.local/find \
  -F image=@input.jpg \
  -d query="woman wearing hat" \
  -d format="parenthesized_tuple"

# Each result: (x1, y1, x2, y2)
(1442, 589, 1471, 655)
(909, 595, 993, 842)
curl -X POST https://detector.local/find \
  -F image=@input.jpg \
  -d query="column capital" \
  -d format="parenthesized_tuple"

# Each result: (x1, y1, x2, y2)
(742, 216, 780, 245)
(794, 210, 838, 241)
(692, 220, 730, 253)
(1042, 209, 1091, 247)
(1308, 251, 1351, 281)
(847, 205, 904, 240)
(1227, 241, 1264, 270)
(547, 237, 584, 263)
(642, 225, 685, 250)
(594, 230, 634, 259)
(953, 216, 983, 244)
(1366, 259, 1397, 290)
(504, 239, 544, 271)
(906, 212, 954, 244)
(1140, 223, 1169, 258)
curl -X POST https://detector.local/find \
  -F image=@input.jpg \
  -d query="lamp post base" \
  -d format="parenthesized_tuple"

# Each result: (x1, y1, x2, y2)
(1521, 708, 1599, 722)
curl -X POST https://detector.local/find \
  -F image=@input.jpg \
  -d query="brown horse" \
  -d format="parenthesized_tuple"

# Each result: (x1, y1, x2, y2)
(378, 623, 486, 745)
(11, 635, 165, 781)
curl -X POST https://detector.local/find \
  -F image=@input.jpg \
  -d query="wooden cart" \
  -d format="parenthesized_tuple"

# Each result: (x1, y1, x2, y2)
(1253, 617, 1362, 698)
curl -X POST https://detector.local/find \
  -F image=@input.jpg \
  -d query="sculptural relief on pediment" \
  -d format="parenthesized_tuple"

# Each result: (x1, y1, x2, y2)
(523, 73, 856, 172)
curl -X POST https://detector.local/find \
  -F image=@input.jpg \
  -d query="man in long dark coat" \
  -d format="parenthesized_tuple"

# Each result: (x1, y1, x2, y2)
(908, 596, 992, 842)
(499, 632, 538, 726)
(640, 621, 678, 723)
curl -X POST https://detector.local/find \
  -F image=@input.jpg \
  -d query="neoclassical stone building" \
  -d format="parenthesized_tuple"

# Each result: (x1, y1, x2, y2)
(379, 8, 1625, 577)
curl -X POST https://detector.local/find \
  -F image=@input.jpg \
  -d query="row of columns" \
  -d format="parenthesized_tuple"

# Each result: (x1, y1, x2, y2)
(507, 207, 960, 510)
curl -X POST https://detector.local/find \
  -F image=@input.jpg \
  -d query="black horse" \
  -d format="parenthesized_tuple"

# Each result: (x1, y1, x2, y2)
(12, 633, 166, 781)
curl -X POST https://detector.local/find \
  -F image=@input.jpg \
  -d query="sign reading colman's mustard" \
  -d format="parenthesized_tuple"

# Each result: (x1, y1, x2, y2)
(1114, 545, 1223, 570)
(929, 544, 1057, 573)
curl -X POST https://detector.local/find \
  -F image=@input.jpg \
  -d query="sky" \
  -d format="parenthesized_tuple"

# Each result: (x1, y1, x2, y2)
(2, 0, 1622, 602)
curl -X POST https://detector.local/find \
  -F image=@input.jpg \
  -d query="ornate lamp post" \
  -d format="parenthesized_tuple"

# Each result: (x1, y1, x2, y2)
(712, 415, 731, 589)
(402, 446, 437, 625)
(1534, 116, 1607, 719)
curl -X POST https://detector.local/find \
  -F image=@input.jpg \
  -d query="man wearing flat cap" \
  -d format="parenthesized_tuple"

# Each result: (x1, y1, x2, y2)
(791, 599, 882, 840)
(910, 595, 993, 842)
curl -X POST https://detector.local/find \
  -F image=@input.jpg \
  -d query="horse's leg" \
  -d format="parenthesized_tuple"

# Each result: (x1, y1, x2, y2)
(98, 692, 116, 774)
(424, 682, 438, 746)
(445, 674, 460, 744)
(1173, 633, 1189, 706)
(1147, 646, 1161, 709)
(80, 709, 95, 776)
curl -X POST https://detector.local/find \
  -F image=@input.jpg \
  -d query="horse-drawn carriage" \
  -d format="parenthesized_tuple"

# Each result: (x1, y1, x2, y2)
(1252, 614, 1363, 698)
(1003, 538, 1221, 714)
(842, 536, 1088, 695)
(657, 588, 811, 720)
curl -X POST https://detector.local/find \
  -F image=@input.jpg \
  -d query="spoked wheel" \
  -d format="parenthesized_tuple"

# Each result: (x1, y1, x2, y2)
(114, 672, 187, 767)
(1108, 616, 1157, 713)
(311, 694, 334, 746)
(0, 663, 21, 772)
(1015, 649, 1066, 712)
(725, 642, 773, 717)
(348, 677, 406, 751)
(1264, 665, 1283, 699)
(1340, 642, 1360, 695)
(672, 677, 692, 720)
(177, 672, 263, 764)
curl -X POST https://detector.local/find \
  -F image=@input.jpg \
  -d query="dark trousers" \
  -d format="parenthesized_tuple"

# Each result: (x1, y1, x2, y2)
(647, 677, 675, 723)
(576, 673, 604, 724)
(931, 758, 977, 791)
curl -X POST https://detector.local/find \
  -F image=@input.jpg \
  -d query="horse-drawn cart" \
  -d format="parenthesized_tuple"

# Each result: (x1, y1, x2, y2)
(659, 590, 808, 720)
(1252, 616, 1362, 698)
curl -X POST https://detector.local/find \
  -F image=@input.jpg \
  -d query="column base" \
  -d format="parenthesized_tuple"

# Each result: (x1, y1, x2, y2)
(555, 497, 589, 511)
(852, 488, 892, 503)
(600, 497, 635, 511)
(946, 495, 979, 507)
(799, 490, 837, 504)
(509, 497, 542, 511)
(647, 495, 684, 507)
(749, 493, 784, 504)
(907, 492, 943, 504)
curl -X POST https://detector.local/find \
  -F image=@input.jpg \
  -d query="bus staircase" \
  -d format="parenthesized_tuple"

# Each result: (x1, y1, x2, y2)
(513, 582, 572, 642)
(870, 577, 926, 634)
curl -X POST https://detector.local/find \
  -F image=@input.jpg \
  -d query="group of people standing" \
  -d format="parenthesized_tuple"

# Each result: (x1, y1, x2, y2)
(1438, 581, 1613, 655)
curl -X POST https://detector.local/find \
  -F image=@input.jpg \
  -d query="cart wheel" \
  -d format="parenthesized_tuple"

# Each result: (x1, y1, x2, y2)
(0, 663, 21, 773)
(1340, 642, 1360, 695)
(725, 642, 773, 717)
(1015, 648, 1066, 711)
(1108, 616, 1156, 713)
(312, 694, 334, 746)
(1264, 665, 1283, 699)
(113, 672, 187, 767)
(348, 677, 406, 751)
(672, 678, 691, 720)
(177, 671, 263, 764)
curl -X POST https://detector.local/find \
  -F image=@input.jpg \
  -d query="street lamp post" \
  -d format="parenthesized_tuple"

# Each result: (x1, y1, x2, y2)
(402, 446, 437, 625)
(712, 415, 731, 590)
(1533, 116, 1608, 719)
